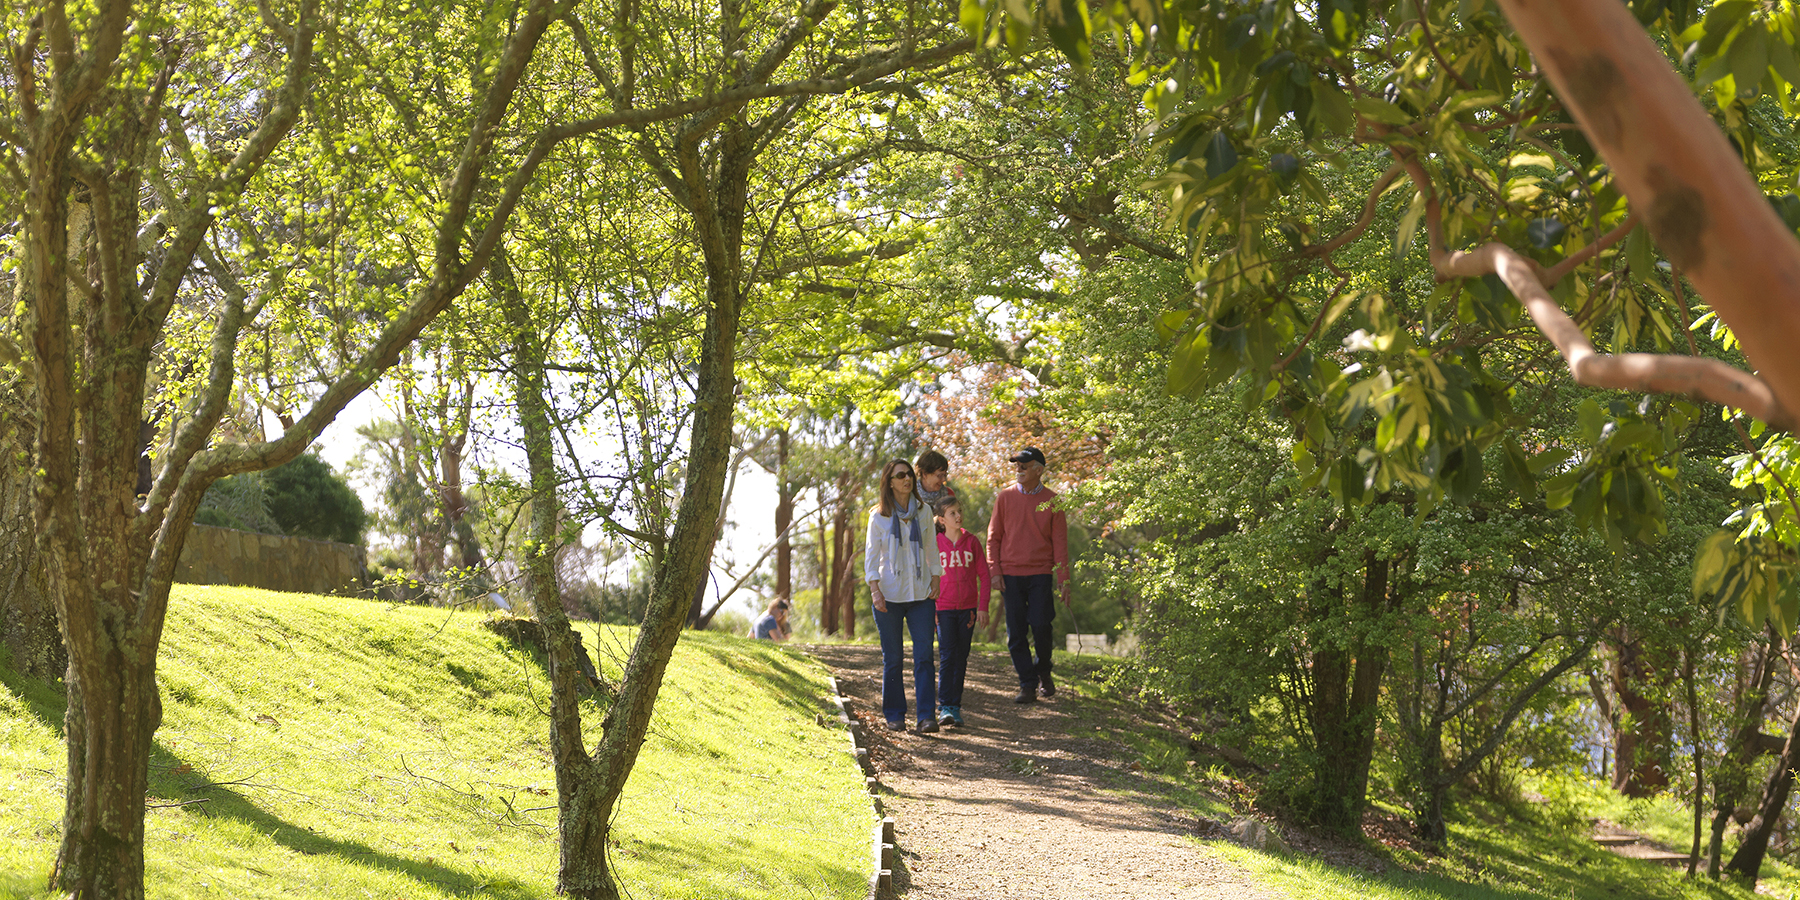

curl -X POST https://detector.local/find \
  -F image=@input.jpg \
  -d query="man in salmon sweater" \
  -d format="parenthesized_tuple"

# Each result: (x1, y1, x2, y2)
(987, 446, 1070, 703)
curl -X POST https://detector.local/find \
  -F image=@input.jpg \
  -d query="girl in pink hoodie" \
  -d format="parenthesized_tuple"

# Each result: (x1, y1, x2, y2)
(933, 497, 990, 727)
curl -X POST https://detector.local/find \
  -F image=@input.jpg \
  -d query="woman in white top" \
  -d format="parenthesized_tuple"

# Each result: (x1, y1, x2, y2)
(865, 458, 944, 732)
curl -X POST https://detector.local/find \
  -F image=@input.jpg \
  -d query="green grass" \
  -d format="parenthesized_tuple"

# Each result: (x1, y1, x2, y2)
(1205, 790, 1780, 900)
(0, 586, 871, 899)
(1052, 656, 1800, 900)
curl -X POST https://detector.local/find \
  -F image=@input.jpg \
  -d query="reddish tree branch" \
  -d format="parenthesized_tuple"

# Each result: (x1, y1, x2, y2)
(1394, 138, 1793, 430)
(1498, 0, 1800, 428)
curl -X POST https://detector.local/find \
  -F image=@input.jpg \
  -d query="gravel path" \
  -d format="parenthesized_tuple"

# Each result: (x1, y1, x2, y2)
(805, 643, 1286, 900)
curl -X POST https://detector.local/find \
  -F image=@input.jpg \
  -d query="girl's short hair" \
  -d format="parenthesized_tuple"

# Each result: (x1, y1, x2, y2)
(916, 449, 949, 475)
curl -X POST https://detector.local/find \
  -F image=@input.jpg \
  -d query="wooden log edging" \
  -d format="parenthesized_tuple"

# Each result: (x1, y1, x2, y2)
(826, 674, 893, 899)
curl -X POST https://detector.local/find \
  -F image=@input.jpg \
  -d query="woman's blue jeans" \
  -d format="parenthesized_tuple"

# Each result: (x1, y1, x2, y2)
(873, 599, 937, 724)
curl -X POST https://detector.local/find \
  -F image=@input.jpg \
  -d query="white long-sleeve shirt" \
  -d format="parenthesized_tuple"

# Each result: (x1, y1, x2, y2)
(864, 503, 944, 605)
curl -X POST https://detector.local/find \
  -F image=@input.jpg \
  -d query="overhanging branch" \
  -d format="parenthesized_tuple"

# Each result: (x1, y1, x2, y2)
(1394, 146, 1795, 431)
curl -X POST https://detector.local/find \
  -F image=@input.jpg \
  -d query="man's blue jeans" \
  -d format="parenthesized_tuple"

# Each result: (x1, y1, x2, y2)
(1002, 573, 1055, 690)
(873, 599, 937, 724)
(936, 609, 976, 709)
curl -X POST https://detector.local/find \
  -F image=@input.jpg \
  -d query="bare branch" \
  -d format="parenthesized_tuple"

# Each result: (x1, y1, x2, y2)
(756, 239, 916, 281)
(1544, 214, 1635, 286)
(1305, 163, 1404, 258)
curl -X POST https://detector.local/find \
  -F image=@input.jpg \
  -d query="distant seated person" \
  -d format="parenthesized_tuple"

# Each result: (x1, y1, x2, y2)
(753, 599, 791, 642)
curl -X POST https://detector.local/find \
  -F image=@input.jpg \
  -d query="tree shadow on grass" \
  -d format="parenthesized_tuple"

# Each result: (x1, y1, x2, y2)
(686, 639, 837, 715)
(619, 829, 867, 900)
(0, 658, 67, 736)
(2, 664, 541, 900)
(162, 771, 543, 900)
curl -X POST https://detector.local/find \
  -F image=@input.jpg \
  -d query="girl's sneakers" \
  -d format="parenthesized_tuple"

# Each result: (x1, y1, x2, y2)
(937, 706, 964, 727)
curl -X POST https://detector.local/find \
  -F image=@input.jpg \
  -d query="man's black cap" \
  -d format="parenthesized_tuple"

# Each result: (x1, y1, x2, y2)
(1009, 447, 1047, 466)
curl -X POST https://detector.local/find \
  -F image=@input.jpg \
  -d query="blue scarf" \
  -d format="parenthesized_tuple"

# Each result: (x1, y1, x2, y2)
(889, 497, 924, 578)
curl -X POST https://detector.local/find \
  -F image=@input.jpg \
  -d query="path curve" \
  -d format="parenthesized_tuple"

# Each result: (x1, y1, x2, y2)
(805, 643, 1284, 900)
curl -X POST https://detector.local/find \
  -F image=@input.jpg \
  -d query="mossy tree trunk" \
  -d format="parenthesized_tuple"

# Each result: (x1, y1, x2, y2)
(0, 445, 60, 681)
(11, 2, 571, 893)
(497, 95, 756, 893)
(1303, 553, 1390, 834)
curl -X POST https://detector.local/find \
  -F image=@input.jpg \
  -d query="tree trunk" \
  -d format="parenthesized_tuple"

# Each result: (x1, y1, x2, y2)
(1684, 645, 1702, 877)
(502, 256, 615, 896)
(1723, 686, 1800, 885)
(1610, 630, 1674, 797)
(831, 498, 858, 639)
(440, 381, 487, 586)
(1411, 685, 1450, 845)
(400, 380, 448, 582)
(0, 461, 62, 681)
(1305, 554, 1389, 833)
(775, 428, 792, 603)
(818, 517, 838, 636)
(52, 647, 162, 899)
(1711, 630, 1779, 878)
(506, 105, 758, 896)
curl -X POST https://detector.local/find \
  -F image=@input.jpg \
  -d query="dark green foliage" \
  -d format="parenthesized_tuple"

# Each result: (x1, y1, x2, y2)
(263, 453, 367, 545)
(195, 473, 282, 534)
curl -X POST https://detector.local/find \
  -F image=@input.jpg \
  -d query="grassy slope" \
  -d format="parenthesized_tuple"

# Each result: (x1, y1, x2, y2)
(1061, 656, 1800, 900)
(0, 586, 869, 900)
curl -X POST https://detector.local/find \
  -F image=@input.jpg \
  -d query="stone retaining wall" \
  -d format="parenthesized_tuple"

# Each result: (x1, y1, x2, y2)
(175, 524, 368, 596)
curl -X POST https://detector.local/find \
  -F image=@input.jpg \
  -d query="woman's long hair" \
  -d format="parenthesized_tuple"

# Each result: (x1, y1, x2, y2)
(877, 458, 918, 517)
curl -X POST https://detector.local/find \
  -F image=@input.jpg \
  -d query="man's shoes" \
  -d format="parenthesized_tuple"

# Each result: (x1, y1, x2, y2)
(1013, 688, 1037, 703)
(916, 718, 940, 734)
(886, 720, 906, 731)
(1039, 674, 1056, 698)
